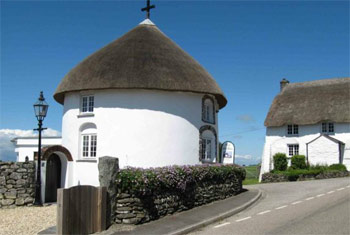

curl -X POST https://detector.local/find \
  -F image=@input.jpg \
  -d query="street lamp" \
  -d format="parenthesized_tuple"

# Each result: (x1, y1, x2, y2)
(33, 91, 49, 206)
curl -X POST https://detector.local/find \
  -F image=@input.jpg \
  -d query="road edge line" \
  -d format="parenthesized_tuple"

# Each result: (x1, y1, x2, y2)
(168, 189, 262, 235)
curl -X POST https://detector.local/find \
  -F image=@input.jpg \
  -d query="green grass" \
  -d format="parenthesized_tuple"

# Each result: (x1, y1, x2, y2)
(243, 165, 260, 185)
(243, 178, 259, 185)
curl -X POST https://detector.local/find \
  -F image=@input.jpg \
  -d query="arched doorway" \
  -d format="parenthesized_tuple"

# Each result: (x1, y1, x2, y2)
(45, 154, 61, 202)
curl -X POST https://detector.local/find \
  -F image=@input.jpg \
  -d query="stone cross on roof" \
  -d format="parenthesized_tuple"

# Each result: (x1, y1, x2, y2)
(141, 0, 155, 19)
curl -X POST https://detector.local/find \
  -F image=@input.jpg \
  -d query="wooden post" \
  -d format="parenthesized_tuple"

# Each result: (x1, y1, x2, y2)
(57, 186, 107, 234)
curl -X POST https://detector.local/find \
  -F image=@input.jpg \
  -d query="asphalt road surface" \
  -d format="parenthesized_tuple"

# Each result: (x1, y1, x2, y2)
(189, 177, 350, 235)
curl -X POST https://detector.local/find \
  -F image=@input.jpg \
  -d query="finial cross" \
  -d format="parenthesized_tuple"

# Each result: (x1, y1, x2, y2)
(141, 0, 155, 19)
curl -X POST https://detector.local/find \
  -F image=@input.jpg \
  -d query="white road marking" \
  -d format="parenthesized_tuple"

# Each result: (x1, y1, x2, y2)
(317, 194, 325, 197)
(275, 205, 288, 210)
(305, 197, 314, 201)
(346, 185, 350, 188)
(337, 188, 345, 191)
(258, 210, 271, 215)
(236, 216, 252, 222)
(327, 191, 335, 194)
(292, 201, 302, 205)
(214, 222, 230, 228)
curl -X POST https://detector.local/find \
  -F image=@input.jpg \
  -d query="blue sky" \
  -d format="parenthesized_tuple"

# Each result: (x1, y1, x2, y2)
(1, 1, 349, 164)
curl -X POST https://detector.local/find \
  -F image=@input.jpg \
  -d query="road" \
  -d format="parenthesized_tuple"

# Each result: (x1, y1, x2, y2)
(188, 177, 350, 235)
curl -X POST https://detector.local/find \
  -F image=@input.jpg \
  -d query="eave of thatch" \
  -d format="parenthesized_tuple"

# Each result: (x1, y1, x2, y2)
(54, 22, 227, 109)
(264, 77, 350, 127)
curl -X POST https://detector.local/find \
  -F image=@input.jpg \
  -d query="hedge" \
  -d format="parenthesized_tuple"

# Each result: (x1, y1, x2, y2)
(263, 163, 349, 182)
(115, 164, 246, 196)
(290, 155, 307, 169)
(273, 153, 288, 171)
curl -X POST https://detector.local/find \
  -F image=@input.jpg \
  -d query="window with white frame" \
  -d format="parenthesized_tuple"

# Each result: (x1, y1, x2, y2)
(81, 95, 94, 113)
(80, 123, 97, 158)
(288, 144, 299, 156)
(287, 124, 299, 135)
(81, 134, 97, 158)
(321, 122, 334, 134)
(202, 97, 215, 124)
(201, 138, 212, 160)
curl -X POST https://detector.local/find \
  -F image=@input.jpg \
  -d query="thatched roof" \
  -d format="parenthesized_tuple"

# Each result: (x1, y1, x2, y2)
(264, 77, 350, 127)
(54, 20, 227, 109)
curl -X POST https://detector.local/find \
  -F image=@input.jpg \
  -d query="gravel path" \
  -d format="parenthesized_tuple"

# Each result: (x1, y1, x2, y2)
(0, 204, 56, 235)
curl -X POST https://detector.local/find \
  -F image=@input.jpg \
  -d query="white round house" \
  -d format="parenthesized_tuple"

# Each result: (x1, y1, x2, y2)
(51, 19, 227, 187)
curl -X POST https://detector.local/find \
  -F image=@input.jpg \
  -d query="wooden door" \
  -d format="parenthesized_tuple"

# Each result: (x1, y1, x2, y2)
(45, 154, 61, 202)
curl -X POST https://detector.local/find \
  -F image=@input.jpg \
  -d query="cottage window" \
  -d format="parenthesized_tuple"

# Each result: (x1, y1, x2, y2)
(288, 144, 299, 156)
(201, 138, 212, 160)
(322, 122, 334, 134)
(80, 123, 97, 158)
(81, 95, 94, 113)
(287, 124, 298, 135)
(81, 134, 97, 158)
(202, 96, 215, 124)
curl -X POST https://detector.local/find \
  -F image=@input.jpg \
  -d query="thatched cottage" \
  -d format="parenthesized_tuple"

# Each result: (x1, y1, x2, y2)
(30, 19, 226, 202)
(260, 77, 350, 178)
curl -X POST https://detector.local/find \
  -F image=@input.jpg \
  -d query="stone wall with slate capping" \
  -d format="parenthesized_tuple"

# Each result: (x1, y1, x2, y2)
(113, 181, 242, 225)
(98, 157, 244, 225)
(0, 161, 35, 208)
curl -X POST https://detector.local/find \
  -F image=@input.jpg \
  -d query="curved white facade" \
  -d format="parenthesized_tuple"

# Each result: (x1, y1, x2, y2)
(61, 89, 219, 186)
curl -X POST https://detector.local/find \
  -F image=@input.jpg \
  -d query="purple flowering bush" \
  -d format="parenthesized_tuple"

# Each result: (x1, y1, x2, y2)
(116, 164, 245, 196)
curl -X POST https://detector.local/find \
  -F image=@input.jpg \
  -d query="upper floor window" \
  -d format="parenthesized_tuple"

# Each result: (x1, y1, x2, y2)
(287, 124, 299, 135)
(82, 95, 94, 113)
(288, 144, 299, 156)
(202, 96, 215, 124)
(322, 122, 334, 134)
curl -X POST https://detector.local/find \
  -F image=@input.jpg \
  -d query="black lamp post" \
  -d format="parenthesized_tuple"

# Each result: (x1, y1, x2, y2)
(33, 91, 49, 206)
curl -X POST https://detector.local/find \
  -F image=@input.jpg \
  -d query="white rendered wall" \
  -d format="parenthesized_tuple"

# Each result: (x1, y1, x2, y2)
(61, 89, 219, 186)
(308, 136, 340, 166)
(260, 123, 350, 180)
(13, 137, 62, 162)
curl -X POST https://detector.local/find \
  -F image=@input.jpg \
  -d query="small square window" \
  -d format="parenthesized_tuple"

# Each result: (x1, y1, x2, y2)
(321, 122, 334, 134)
(81, 95, 94, 113)
(287, 125, 298, 135)
(288, 144, 299, 156)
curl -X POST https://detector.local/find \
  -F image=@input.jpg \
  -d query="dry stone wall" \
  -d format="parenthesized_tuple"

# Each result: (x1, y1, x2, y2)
(0, 161, 35, 208)
(98, 157, 244, 225)
(113, 180, 242, 224)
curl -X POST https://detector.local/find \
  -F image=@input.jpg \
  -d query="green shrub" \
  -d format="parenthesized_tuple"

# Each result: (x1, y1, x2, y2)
(273, 153, 288, 171)
(309, 164, 328, 172)
(328, 164, 347, 171)
(291, 155, 307, 169)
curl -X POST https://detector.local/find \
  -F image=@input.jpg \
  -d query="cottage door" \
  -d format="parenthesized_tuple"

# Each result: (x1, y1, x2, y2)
(45, 154, 61, 202)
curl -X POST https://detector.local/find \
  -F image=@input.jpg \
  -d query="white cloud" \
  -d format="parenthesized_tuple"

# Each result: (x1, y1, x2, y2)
(235, 154, 261, 166)
(236, 114, 255, 123)
(0, 128, 61, 162)
(235, 154, 253, 160)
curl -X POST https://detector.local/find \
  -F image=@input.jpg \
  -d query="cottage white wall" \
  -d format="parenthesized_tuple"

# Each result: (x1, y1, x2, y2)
(308, 136, 340, 165)
(61, 89, 218, 186)
(260, 123, 350, 179)
(13, 137, 62, 162)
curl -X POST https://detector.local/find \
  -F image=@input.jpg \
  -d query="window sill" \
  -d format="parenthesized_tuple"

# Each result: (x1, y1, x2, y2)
(76, 159, 97, 163)
(77, 113, 95, 118)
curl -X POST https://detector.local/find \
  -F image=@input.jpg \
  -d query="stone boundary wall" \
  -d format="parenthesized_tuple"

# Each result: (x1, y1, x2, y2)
(98, 157, 243, 225)
(261, 171, 350, 183)
(0, 161, 35, 208)
(114, 181, 242, 224)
